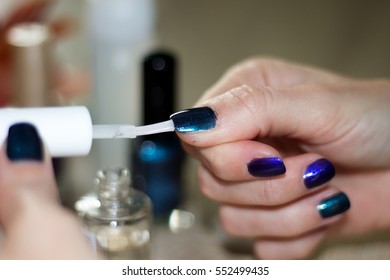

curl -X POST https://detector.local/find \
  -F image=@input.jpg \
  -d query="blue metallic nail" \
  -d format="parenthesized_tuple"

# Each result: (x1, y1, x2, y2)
(170, 107, 216, 133)
(247, 157, 286, 177)
(7, 123, 43, 161)
(303, 158, 335, 189)
(317, 192, 350, 219)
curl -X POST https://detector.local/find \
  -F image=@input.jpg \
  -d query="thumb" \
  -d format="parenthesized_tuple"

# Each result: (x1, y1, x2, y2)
(171, 83, 343, 148)
(0, 122, 58, 227)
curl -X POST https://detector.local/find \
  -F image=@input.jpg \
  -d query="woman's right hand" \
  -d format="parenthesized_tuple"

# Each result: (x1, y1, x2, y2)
(171, 57, 390, 259)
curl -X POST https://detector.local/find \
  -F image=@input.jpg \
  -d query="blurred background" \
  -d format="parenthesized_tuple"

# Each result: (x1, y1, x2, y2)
(2, 0, 390, 259)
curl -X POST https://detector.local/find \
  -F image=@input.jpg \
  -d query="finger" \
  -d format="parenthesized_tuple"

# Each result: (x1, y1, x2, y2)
(253, 229, 326, 260)
(197, 57, 339, 104)
(171, 82, 349, 149)
(189, 140, 285, 181)
(0, 122, 58, 227)
(171, 58, 347, 147)
(0, 122, 97, 259)
(198, 154, 335, 206)
(54, 67, 89, 100)
(219, 189, 350, 238)
(328, 169, 390, 237)
(50, 17, 77, 38)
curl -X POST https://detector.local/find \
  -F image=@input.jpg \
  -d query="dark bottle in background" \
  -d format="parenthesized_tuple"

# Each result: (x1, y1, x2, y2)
(131, 51, 185, 216)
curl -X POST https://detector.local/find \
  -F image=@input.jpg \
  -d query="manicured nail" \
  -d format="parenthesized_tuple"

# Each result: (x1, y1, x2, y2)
(170, 107, 216, 133)
(247, 157, 286, 177)
(317, 192, 350, 219)
(303, 158, 335, 189)
(7, 123, 43, 161)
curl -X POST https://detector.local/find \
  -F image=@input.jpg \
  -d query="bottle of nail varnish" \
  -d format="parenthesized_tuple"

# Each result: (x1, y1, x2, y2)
(131, 51, 185, 216)
(79, 167, 152, 260)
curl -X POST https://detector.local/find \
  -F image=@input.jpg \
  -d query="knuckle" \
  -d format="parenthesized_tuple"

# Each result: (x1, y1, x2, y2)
(278, 221, 303, 237)
(224, 85, 264, 119)
(253, 241, 278, 260)
(253, 182, 287, 206)
(226, 84, 276, 122)
(218, 206, 240, 235)
(202, 150, 229, 181)
(197, 166, 219, 201)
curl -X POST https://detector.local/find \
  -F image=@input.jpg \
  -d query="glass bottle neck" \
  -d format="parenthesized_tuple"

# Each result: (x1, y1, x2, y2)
(96, 167, 134, 211)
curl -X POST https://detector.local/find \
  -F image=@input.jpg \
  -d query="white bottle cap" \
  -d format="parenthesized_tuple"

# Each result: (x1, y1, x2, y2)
(0, 106, 93, 157)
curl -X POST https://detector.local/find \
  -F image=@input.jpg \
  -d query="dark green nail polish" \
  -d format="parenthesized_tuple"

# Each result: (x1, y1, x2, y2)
(7, 123, 43, 161)
(170, 107, 216, 133)
(317, 192, 350, 219)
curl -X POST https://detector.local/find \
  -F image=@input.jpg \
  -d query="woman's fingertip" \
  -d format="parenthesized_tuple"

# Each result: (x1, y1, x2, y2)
(6, 123, 43, 162)
(317, 192, 351, 219)
(170, 107, 217, 133)
(247, 157, 286, 177)
(303, 158, 335, 189)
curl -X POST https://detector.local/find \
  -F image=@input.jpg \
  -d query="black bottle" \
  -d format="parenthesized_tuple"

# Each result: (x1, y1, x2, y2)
(131, 51, 185, 216)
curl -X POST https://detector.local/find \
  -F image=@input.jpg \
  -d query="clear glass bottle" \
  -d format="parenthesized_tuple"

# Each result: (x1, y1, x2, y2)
(79, 167, 152, 260)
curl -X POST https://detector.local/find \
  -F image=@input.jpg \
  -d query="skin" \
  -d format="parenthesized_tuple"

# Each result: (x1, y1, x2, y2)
(176, 57, 390, 259)
(0, 143, 97, 259)
(0, 0, 95, 259)
(1, 1, 390, 260)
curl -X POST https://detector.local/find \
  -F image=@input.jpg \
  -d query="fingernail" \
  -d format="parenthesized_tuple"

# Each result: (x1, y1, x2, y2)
(247, 157, 286, 177)
(303, 158, 335, 189)
(7, 123, 43, 161)
(317, 192, 350, 219)
(170, 107, 217, 133)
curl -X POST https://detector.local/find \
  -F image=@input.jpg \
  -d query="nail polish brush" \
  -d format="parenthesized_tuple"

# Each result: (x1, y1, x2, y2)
(92, 120, 175, 139)
(0, 106, 175, 157)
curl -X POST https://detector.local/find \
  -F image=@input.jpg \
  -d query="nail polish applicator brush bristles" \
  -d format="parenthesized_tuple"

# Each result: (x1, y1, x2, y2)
(92, 120, 175, 139)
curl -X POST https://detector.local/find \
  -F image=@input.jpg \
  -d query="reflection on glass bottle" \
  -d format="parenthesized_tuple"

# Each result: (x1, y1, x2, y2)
(79, 167, 152, 260)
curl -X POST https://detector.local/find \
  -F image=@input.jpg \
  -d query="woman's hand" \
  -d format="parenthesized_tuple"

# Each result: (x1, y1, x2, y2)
(171, 57, 390, 259)
(0, 123, 96, 259)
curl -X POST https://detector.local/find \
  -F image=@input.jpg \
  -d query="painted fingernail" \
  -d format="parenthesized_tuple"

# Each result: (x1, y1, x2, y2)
(170, 107, 217, 133)
(7, 123, 43, 161)
(303, 158, 335, 189)
(317, 192, 350, 219)
(247, 157, 286, 177)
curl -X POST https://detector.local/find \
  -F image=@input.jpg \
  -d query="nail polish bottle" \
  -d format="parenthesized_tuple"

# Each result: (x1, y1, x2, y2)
(6, 23, 53, 107)
(6, 23, 66, 175)
(77, 167, 152, 260)
(131, 51, 185, 216)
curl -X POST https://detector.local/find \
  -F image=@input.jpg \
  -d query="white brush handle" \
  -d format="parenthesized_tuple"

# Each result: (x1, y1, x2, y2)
(0, 106, 176, 157)
(0, 106, 93, 157)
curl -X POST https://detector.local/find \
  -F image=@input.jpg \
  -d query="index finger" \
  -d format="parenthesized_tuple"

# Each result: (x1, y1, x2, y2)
(196, 57, 339, 105)
(171, 59, 345, 148)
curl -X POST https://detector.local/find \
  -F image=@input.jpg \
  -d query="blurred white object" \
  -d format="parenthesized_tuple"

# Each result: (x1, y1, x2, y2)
(0, 106, 92, 157)
(87, 0, 155, 168)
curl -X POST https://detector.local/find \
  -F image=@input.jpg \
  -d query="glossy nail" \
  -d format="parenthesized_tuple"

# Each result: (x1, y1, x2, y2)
(303, 158, 335, 189)
(7, 123, 43, 161)
(317, 192, 350, 219)
(247, 157, 286, 177)
(170, 107, 216, 133)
